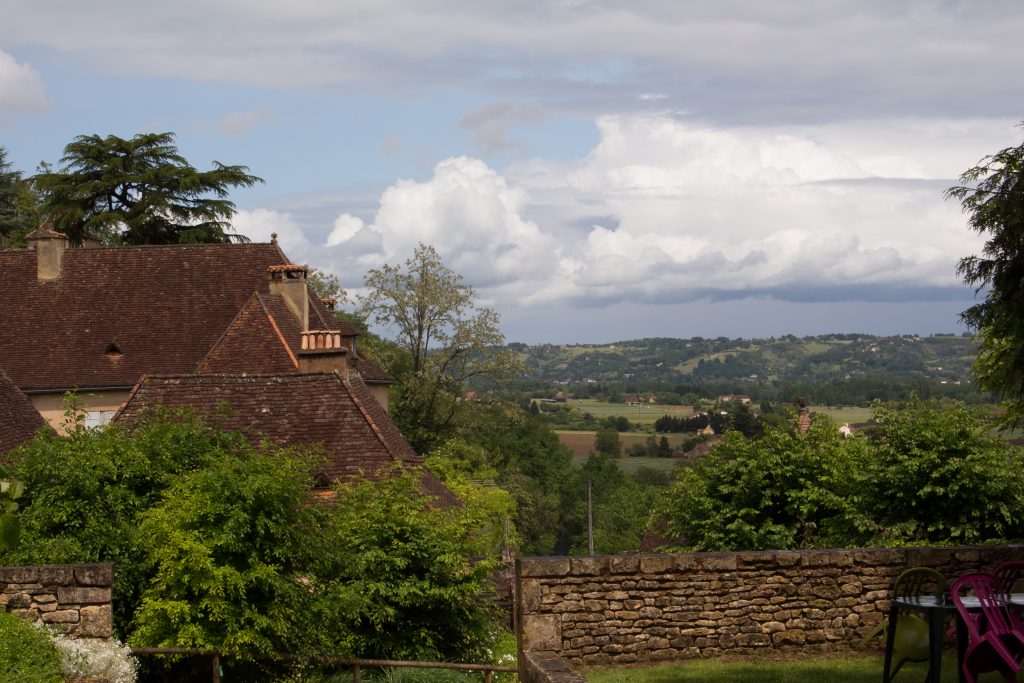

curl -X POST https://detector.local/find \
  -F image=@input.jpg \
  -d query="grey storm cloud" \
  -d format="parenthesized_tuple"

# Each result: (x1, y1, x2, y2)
(3, 1, 1023, 124)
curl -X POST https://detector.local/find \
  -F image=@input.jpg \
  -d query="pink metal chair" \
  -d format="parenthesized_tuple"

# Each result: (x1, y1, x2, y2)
(951, 572, 1024, 683)
(996, 562, 1024, 598)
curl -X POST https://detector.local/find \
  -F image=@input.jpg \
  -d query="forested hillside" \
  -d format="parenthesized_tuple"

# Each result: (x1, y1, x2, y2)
(504, 333, 983, 405)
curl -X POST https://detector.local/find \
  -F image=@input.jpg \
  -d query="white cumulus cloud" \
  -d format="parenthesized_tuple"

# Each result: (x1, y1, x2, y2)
(0, 50, 48, 120)
(329, 156, 563, 293)
(232, 208, 313, 262)
(236, 114, 991, 323)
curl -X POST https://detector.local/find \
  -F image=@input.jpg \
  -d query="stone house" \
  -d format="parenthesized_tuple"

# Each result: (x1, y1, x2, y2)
(0, 225, 392, 431)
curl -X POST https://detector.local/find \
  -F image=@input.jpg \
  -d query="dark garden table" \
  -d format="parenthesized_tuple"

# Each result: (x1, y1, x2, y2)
(885, 593, 1024, 683)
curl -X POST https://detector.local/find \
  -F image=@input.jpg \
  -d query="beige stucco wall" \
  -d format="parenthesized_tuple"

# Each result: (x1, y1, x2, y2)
(29, 390, 132, 434)
(367, 383, 390, 413)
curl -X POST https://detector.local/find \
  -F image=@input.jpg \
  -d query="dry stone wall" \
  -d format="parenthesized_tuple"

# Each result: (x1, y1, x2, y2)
(516, 545, 1024, 667)
(0, 563, 113, 638)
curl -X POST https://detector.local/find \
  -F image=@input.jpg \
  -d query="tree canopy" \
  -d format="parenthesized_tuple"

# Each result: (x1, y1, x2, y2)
(947, 122, 1024, 426)
(0, 147, 38, 248)
(33, 132, 262, 246)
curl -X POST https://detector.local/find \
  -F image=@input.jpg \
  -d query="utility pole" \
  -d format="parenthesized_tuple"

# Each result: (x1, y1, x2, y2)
(587, 479, 594, 556)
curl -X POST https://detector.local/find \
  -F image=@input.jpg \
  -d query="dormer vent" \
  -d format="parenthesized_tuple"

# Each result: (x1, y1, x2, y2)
(104, 343, 123, 360)
(268, 264, 309, 331)
(320, 297, 337, 311)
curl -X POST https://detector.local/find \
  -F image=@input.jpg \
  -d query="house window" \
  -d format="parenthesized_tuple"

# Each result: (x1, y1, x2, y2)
(83, 410, 115, 429)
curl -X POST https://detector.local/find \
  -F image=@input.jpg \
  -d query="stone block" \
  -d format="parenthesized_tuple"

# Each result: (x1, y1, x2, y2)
(37, 565, 74, 586)
(0, 566, 38, 584)
(801, 551, 831, 567)
(74, 563, 114, 587)
(609, 555, 639, 574)
(640, 555, 675, 575)
(701, 554, 738, 571)
(41, 609, 79, 624)
(57, 586, 112, 605)
(521, 579, 543, 613)
(906, 547, 954, 568)
(571, 557, 607, 576)
(522, 615, 562, 651)
(78, 605, 113, 638)
(3, 592, 31, 609)
(520, 558, 570, 578)
(774, 552, 801, 567)
(854, 548, 903, 565)
(773, 628, 806, 645)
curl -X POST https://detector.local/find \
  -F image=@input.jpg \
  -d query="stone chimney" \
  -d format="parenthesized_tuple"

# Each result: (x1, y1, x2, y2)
(26, 222, 69, 281)
(794, 406, 811, 436)
(297, 330, 349, 374)
(268, 265, 309, 330)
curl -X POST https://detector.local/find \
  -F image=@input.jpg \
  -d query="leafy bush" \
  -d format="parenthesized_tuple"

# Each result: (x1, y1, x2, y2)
(3, 409, 501, 671)
(304, 470, 499, 662)
(868, 398, 1024, 544)
(658, 416, 870, 551)
(658, 398, 1024, 551)
(0, 611, 63, 683)
(2, 409, 250, 636)
(129, 446, 318, 658)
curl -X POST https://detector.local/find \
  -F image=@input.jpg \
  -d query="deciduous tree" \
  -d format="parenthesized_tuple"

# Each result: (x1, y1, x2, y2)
(33, 132, 261, 246)
(359, 243, 522, 450)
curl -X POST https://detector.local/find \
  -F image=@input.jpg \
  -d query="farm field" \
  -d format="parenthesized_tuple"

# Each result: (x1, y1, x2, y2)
(568, 399, 693, 426)
(556, 430, 692, 457)
(811, 405, 873, 424)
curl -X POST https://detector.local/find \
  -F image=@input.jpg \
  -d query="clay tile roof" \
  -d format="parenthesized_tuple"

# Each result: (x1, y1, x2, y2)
(355, 358, 394, 383)
(0, 367, 52, 454)
(113, 372, 458, 507)
(0, 242, 300, 391)
(198, 292, 391, 382)
(196, 294, 299, 374)
(267, 264, 307, 273)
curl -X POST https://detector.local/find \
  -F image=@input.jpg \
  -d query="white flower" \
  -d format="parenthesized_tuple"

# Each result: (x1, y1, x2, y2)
(49, 633, 139, 683)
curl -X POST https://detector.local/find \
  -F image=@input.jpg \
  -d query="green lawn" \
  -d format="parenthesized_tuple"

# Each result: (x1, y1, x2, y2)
(569, 454, 680, 474)
(810, 405, 873, 424)
(584, 653, 999, 682)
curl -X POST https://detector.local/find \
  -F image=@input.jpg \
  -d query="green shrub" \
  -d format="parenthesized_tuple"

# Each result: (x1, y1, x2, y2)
(0, 611, 63, 683)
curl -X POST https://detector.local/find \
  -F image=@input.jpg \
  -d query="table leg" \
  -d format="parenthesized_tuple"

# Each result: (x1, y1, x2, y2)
(955, 612, 968, 683)
(883, 603, 899, 683)
(928, 607, 944, 683)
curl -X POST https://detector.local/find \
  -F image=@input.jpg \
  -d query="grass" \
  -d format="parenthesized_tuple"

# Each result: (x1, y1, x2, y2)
(583, 652, 1003, 682)
(810, 405, 873, 424)
(570, 454, 681, 474)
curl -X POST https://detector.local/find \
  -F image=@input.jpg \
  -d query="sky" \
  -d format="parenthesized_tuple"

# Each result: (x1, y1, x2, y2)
(2, 1, 1024, 344)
